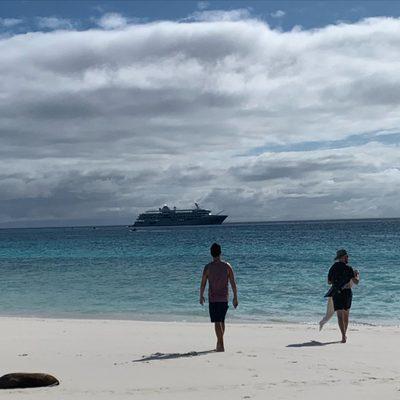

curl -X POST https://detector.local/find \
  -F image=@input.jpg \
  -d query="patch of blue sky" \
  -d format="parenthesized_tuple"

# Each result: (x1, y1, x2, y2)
(246, 131, 400, 156)
(2, 1, 400, 34)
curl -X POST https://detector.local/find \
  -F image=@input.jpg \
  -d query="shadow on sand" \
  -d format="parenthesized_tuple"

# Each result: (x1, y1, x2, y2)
(286, 340, 341, 348)
(132, 350, 215, 362)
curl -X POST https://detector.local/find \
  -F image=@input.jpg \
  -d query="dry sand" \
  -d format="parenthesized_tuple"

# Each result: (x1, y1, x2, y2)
(0, 317, 399, 399)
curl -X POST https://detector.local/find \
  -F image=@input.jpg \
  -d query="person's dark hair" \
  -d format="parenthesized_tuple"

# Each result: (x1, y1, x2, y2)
(210, 242, 221, 257)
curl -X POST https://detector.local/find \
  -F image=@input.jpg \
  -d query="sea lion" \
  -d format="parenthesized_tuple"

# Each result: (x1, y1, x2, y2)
(0, 373, 59, 389)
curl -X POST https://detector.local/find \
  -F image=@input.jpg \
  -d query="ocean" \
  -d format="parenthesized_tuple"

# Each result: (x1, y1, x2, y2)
(0, 219, 399, 326)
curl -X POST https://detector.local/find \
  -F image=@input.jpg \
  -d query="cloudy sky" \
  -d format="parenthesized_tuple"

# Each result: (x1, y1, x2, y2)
(1, 0, 400, 227)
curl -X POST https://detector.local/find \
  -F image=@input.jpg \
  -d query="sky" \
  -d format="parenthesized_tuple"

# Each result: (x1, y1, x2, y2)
(1, 0, 400, 227)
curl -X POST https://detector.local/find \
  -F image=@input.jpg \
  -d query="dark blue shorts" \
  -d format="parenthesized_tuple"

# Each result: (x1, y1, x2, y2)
(333, 289, 352, 311)
(209, 302, 228, 322)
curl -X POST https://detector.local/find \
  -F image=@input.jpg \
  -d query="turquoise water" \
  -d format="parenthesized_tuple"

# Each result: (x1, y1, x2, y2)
(0, 220, 399, 325)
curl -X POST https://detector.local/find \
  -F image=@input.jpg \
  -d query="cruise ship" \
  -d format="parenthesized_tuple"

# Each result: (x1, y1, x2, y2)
(133, 203, 227, 227)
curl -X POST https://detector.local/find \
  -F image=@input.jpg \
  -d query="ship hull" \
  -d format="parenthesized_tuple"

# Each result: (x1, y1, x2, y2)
(134, 215, 227, 227)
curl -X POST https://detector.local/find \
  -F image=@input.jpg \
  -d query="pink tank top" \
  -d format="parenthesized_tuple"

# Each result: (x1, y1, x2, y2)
(205, 260, 230, 302)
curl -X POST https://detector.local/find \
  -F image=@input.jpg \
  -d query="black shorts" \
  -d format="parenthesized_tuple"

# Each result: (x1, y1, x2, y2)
(332, 289, 352, 311)
(209, 302, 228, 322)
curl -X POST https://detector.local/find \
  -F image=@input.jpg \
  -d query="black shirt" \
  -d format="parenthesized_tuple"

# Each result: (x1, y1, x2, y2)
(328, 262, 355, 289)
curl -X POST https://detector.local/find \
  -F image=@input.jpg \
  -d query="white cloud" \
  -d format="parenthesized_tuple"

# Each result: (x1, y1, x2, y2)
(96, 12, 128, 30)
(197, 1, 209, 11)
(271, 10, 285, 18)
(0, 18, 23, 28)
(1, 16, 400, 225)
(187, 9, 252, 22)
(36, 16, 74, 30)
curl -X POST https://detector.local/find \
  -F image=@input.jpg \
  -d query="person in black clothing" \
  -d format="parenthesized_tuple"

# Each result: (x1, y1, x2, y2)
(328, 249, 360, 343)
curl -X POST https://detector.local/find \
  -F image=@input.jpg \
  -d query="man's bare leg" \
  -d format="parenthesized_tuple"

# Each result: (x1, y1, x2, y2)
(214, 322, 225, 352)
(343, 310, 350, 336)
(336, 310, 347, 343)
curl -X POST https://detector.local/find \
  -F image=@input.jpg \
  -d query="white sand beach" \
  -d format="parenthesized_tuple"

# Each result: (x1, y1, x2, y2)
(0, 317, 399, 399)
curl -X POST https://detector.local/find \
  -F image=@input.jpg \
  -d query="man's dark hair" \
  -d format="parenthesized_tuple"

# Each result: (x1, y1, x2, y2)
(210, 242, 221, 257)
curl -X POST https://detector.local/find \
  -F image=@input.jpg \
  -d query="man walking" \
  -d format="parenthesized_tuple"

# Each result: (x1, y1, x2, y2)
(328, 249, 360, 343)
(200, 243, 238, 352)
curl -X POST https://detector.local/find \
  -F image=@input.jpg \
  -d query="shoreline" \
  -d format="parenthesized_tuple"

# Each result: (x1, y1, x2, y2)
(0, 313, 398, 328)
(1, 317, 399, 399)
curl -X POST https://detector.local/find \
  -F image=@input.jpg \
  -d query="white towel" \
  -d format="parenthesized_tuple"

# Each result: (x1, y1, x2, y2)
(319, 297, 335, 331)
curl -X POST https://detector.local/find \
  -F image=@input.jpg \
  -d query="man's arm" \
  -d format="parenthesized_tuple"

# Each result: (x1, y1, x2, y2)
(328, 266, 333, 285)
(228, 265, 238, 308)
(199, 267, 208, 305)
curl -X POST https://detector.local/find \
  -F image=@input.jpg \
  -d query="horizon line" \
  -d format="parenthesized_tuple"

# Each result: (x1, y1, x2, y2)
(1, 216, 400, 230)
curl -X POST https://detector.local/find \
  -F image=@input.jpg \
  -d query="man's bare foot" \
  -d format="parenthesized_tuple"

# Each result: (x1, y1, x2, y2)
(341, 336, 347, 343)
(216, 343, 225, 352)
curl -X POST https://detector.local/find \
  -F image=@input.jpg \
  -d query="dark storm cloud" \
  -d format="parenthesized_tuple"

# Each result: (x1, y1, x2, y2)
(0, 164, 221, 226)
(230, 155, 362, 181)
